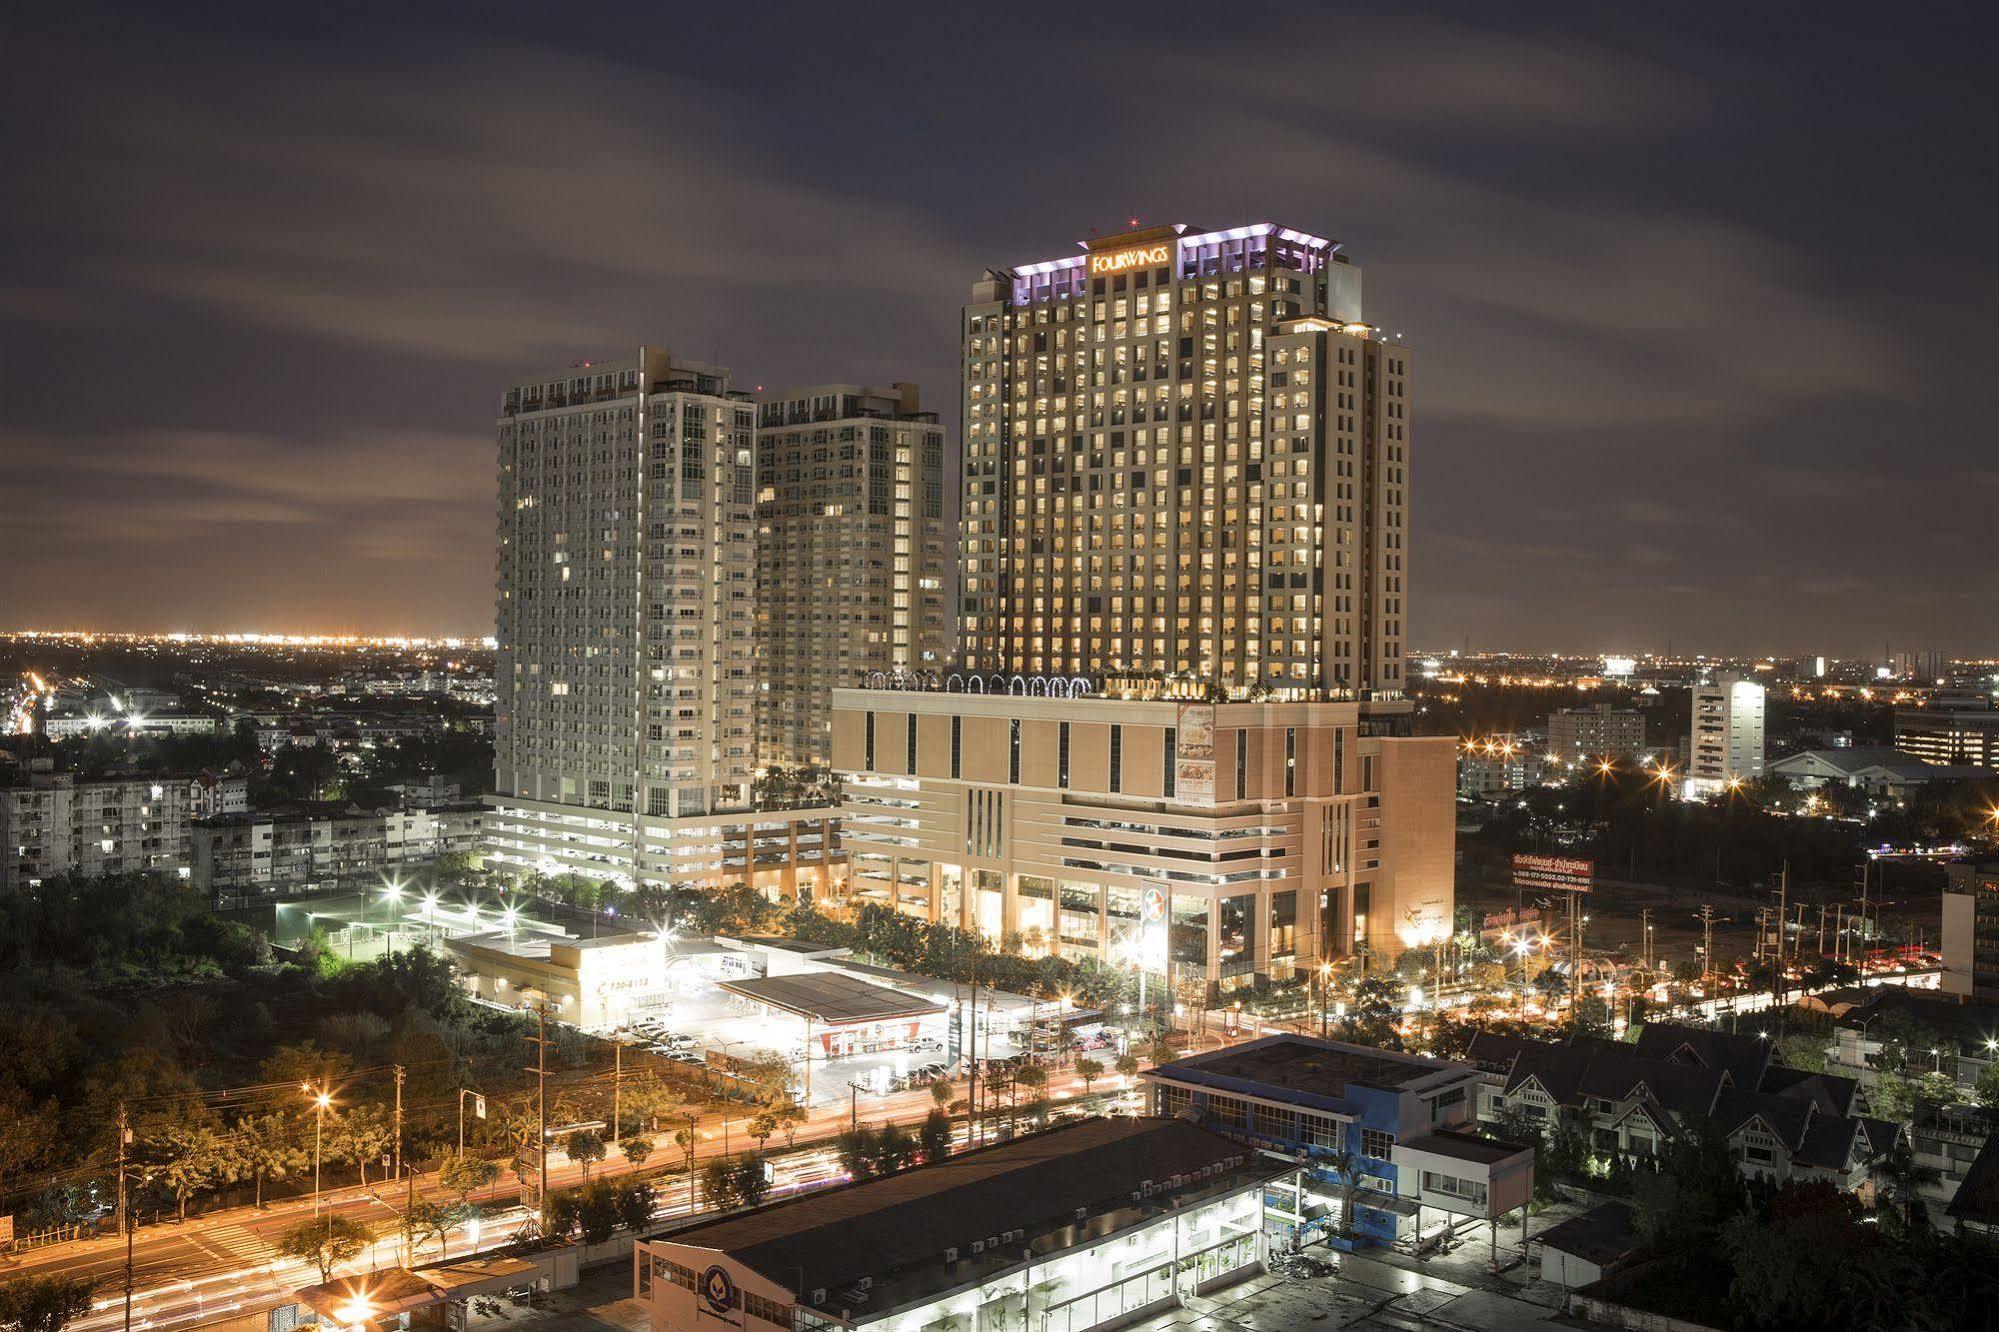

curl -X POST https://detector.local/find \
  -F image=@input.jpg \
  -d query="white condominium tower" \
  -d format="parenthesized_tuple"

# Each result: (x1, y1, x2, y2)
(1685, 671, 1766, 797)
(754, 383, 950, 770)
(488, 348, 760, 887)
(960, 222, 1409, 699)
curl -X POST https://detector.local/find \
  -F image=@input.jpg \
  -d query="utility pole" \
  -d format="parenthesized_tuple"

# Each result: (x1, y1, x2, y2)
(392, 1064, 405, 1178)
(118, 1102, 133, 1332)
(1699, 904, 1717, 993)
(613, 1043, 622, 1144)
(1783, 868, 1799, 1012)
(522, 996, 551, 1213)
(1857, 858, 1871, 968)
(115, 1100, 129, 1239)
(1640, 908, 1654, 974)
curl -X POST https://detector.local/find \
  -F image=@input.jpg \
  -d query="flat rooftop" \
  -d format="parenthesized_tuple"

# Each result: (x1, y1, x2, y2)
(1149, 1034, 1475, 1104)
(1396, 1130, 1535, 1166)
(719, 972, 946, 1025)
(655, 1117, 1278, 1318)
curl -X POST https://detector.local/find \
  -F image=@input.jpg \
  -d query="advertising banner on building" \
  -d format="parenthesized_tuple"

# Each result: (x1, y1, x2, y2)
(1176, 703, 1216, 802)
(1511, 853, 1595, 893)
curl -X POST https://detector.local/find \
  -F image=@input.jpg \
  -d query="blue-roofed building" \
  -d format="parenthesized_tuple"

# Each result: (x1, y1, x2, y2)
(1141, 1034, 1534, 1250)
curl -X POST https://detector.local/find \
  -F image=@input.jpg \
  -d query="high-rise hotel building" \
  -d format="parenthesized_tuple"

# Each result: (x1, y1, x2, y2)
(754, 383, 950, 770)
(486, 348, 837, 894)
(960, 223, 1406, 697)
(832, 224, 1452, 993)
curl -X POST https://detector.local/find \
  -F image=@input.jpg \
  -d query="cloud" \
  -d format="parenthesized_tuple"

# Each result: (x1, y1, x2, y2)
(0, 426, 491, 632)
(16, 37, 983, 363)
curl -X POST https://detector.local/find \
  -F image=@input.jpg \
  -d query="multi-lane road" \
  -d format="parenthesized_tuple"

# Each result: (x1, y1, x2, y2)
(4, 1066, 1126, 1330)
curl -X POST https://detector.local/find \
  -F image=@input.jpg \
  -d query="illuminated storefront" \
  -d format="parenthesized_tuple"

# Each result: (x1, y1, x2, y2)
(636, 1118, 1282, 1332)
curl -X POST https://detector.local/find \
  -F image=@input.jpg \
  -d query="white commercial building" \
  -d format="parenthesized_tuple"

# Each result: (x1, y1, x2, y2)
(635, 1117, 1281, 1332)
(1686, 672, 1765, 796)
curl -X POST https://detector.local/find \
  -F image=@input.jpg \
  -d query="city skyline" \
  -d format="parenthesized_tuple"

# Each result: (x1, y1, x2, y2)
(3, 6, 1995, 654)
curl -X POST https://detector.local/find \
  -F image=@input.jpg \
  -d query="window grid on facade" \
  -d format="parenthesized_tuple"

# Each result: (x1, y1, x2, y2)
(1058, 722, 1071, 789)
(1109, 724, 1122, 793)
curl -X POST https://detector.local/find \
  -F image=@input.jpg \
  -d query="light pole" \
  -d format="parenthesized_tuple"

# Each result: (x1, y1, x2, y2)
(382, 878, 404, 955)
(457, 1087, 486, 1156)
(303, 1083, 332, 1219)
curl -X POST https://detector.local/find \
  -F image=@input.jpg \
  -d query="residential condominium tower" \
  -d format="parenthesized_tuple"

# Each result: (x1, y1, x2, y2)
(754, 383, 950, 769)
(488, 349, 784, 890)
(960, 222, 1408, 699)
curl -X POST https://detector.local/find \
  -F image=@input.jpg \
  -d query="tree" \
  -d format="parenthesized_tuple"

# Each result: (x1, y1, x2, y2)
(565, 1129, 607, 1182)
(0, 1274, 96, 1332)
(835, 1128, 878, 1181)
(277, 1215, 371, 1283)
(1631, 1117, 1745, 1251)
(614, 1180, 656, 1232)
(1975, 1060, 1999, 1110)
(919, 1109, 953, 1164)
(621, 1136, 653, 1169)
(238, 1111, 308, 1210)
(875, 1123, 917, 1174)
(1866, 1139, 1941, 1226)
(324, 1103, 396, 1187)
(930, 1078, 955, 1109)
(577, 1181, 620, 1244)
(1340, 976, 1405, 1050)
(437, 1151, 500, 1206)
(153, 1119, 242, 1222)
(1325, 1148, 1361, 1240)
(400, 1199, 454, 1261)
(617, 1072, 683, 1135)
(1076, 1058, 1104, 1094)
(700, 1155, 768, 1211)
(1721, 1179, 1871, 1329)
(1114, 1052, 1141, 1082)
(541, 1188, 581, 1241)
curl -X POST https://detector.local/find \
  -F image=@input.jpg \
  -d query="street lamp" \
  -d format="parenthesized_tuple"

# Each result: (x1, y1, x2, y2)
(380, 878, 405, 954)
(303, 1083, 333, 1216)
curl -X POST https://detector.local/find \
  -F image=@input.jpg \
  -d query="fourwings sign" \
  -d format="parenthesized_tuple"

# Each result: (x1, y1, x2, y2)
(1088, 242, 1171, 275)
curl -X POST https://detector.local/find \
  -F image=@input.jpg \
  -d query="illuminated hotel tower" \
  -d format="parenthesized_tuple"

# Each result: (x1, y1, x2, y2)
(831, 223, 1451, 987)
(959, 222, 1409, 700)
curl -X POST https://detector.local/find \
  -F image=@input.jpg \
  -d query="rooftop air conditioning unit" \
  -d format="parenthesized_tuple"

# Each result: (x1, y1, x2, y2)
(971, 1240, 985, 1255)
(811, 1289, 826, 1305)
(944, 1247, 959, 1263)
(857, 1278, 872, 1292)
(1075, 1208, 1087, 1221)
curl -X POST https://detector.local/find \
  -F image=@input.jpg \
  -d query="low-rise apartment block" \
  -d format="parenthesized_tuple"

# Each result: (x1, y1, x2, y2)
(191, 800, 487, 904)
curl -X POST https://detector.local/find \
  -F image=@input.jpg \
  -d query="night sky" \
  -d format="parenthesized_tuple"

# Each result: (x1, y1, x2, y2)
(4, 4, 1993, 656)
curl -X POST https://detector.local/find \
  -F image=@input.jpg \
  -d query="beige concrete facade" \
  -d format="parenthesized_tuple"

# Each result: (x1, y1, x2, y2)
(830, 687, 1454, 991)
